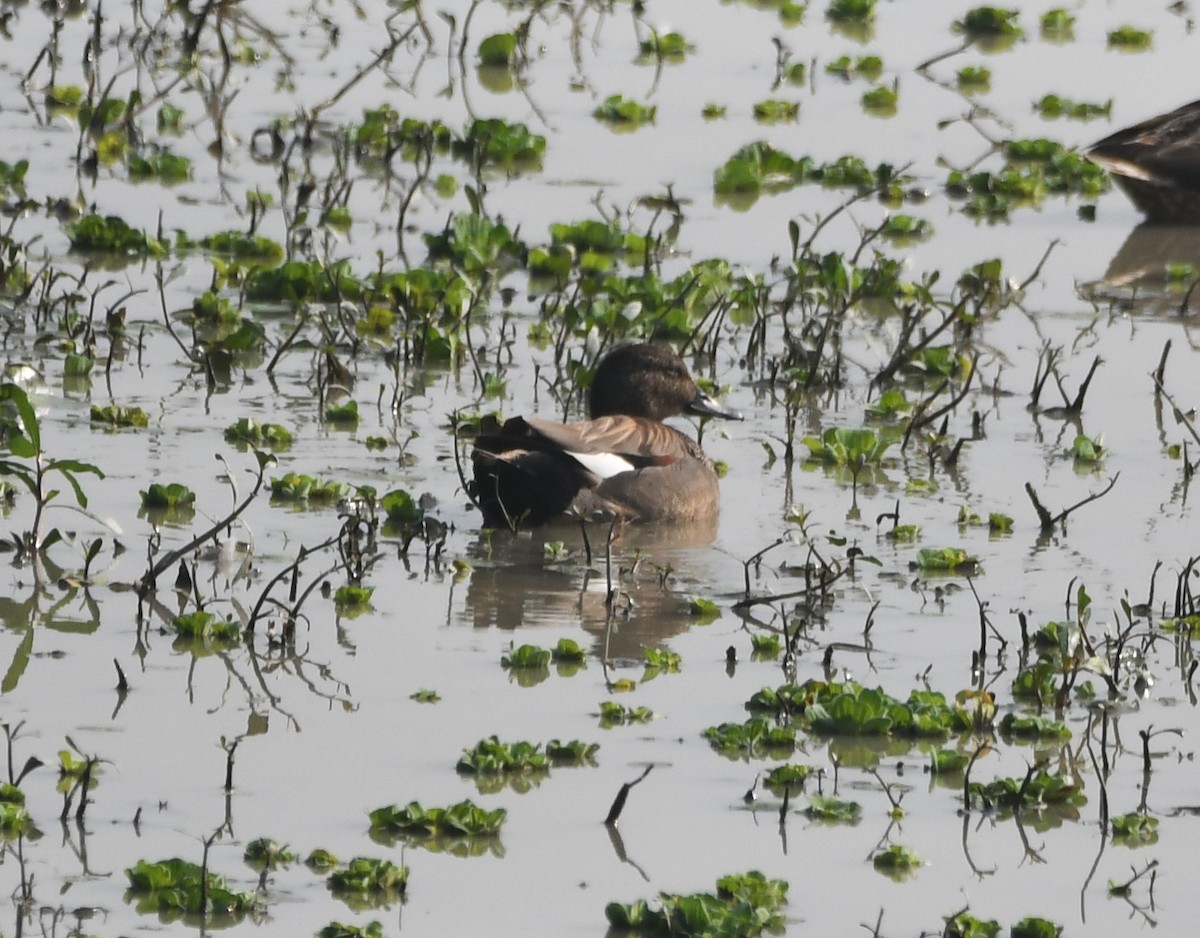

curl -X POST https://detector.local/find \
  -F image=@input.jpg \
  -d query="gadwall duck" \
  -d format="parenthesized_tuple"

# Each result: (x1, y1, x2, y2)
(471, 344, 742, 528)
(1089, 98, 1200, 223)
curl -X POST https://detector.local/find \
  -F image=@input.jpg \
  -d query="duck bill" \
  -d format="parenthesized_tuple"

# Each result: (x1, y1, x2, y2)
(687, 389, 743, 421)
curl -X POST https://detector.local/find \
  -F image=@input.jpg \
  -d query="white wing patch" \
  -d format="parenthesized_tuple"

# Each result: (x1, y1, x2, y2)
(567, 450, 636, 479)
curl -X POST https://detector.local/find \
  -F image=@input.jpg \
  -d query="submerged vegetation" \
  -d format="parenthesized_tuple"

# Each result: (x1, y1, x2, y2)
(0, 0, 1192, 935)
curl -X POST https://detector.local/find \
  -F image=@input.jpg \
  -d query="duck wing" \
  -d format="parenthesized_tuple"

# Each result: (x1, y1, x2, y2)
(1090, 99, 1200, 187)
(523, 415, 696, 465)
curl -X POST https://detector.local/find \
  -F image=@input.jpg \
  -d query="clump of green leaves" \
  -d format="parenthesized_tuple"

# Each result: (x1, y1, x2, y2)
(318, 922, 382, 938)
(880, 214, 932, 242)
(1035, 95, 1111, 121)
(333, 585, 374, 612)
(956, 65, 991, 91)
(1011, 918, 1063, 938)
(478, 33, 518, 67)
(804, 795, 862, 822)
(502, 644, 552, 669)
(1071, 433, 1105, 465)
(203, 231, 285, 264)
(552, 638, 586, 662)
(703, 717, 797, 759)
(638, 31, 692, 59)
(947, 138, 1110, 219)
(90, 404, 149, 428)
(452, 118, 546, 171)
(752, 99, 799, 123)
(1107, 25, 1152, 50)
(872, 844, 922, 876)
(307, 849, 340, 872)
(593, 95, 657, 127)
(944, 910, 1001, 938)
(827, 0, 875, 24)
(0, 159, 29, 193)
(243, 838, 296, 870)
(763, 763, 811, 792)
(1111, 812, 1158, 845)
(913, 547, 980, 573)
(369, 799, 506, 838)
(224, 417, 292, 449)
(751, 633, 782, 657)
(171, 610, 242, 643)
(599, 702, 655, 727)
(139, 482, 196, 510)
(457, 736, 549, 776)
(270, 473, 348, 504)
(955, 7, 1022, 38)
(68, 214, 165, 256)
(125, 858, 257, 916)
(642, 645, 681, 680)
(967, 769, 1083, 813)
(546, 738, 599, 766)
(327, 857, 408, 902)
(714, 142, 908, 199)
(128, 151, 192, 183)
(861, 85, 898, 114)
(1040, 8, 1074, 39)
(0, 786, 33, 833)
(606, 871, 788, 936)
(825, 55, 882, 80)
(803, 426, 892, 466)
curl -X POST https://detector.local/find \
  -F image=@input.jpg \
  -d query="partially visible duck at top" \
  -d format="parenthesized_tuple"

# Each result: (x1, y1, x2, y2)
(470, 343, 743, 529)
(1088, 98, 1200, 224)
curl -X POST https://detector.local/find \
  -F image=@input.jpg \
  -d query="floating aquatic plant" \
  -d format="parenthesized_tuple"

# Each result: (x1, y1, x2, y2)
(872, 844, 922, 876)
(369, 799, 506, 838)
(457, 737, 549, 776)
(598, 702, 655, 727)
(1040, 8, 1074, 39)
(913, 547, 979, 573)
(1010, 919, 1063, 938)
(1111, 812, 1158, 845)
(224, 418, 293, 449)
(955, 7, 1022, 39)
(171, 610, 242, 643)
(638, 31, 692, 60)
(0, 159, 28, 192)
(763, 762, 811, 792)
(478, 33, 518, 68)
(606, 871, 788, 936)
(803, 795, 862, 822)
(128, 151, 192, 183)
(1035, 95, 1111, 121)
(827, 0, 874, 24)
(139, 482, 196, 509)
(243, 838, 296, 871)
(502, 644, 552, 669)
(943, 910, 1001, 938)
(125, 858, 257, 916)
(593, 95, 657, 127)
(703, 717, 798, 759)
(861, 84, 898, 115)
(1107, 25, 1152, 50)
(318, 922, 383, 938)
(751, 99, 799, 123)
(327, 857, 408, 905)
(956, 66, 991, 92)
(68, 214, 164, 256)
